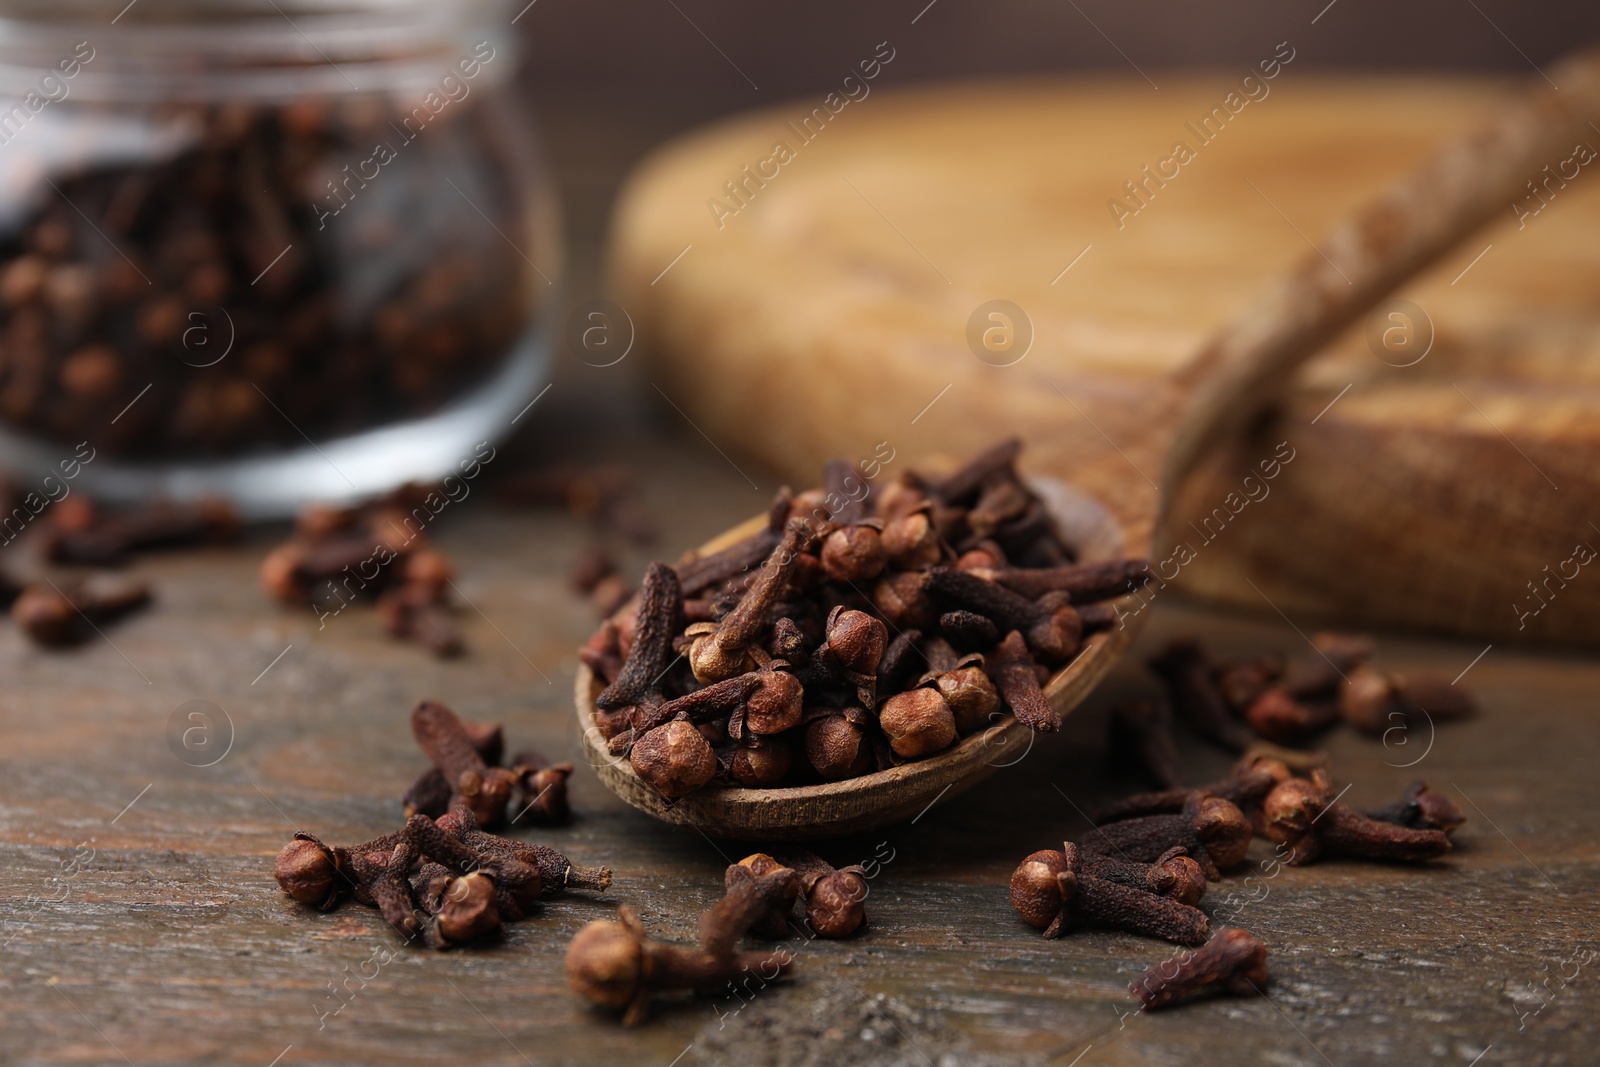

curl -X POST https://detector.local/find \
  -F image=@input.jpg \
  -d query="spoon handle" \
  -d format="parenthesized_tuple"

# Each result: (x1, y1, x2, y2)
(1158, 47, 1600, 546)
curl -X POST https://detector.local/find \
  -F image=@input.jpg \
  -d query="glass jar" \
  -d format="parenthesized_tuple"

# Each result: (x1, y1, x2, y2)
(0, 0, 559, 516)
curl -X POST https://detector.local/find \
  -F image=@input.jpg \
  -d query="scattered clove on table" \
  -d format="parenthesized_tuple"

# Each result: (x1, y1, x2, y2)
(1340, 664, 1478, 735)
(1009, 842, 1210, 944)
(38, 496, 239, 566)
(260, 487, 466, 658)
(1089, 755, 1291, 827)
(11, 574, 151, 646)
(776, 849, 870, 938)
(273, 807, 612, 951)
(412, 700, 518, 830)
(1131, 928, 1269, 1010)
(401, 703, 578, 830)
(1263, 769, 1453, 865)
(510, 750, 575, 826)
(1363, 780, 1465, 834)
(567, 861, 796, 1025)
(1077, 794, 1254, 881)
(1148, 638, 1255, 753)
(403, 717, 503, 818)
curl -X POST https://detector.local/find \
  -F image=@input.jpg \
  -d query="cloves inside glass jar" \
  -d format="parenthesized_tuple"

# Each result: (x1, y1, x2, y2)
(0, 0, 560, 516)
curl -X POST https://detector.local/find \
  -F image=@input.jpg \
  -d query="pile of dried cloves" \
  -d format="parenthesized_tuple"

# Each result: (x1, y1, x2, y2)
(1134, 631, 1476, 759)
(273, 701, 610, 949)
(260, 487, 465, 657)
(274, 805, 612, 950)
(1009, 630, 1473, 1011)
(582, 439, 1151, 799)
(1, 493, 239, 646)
(403, 700, 573, 828)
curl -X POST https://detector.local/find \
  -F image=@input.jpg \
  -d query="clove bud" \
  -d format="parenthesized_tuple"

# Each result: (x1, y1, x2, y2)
(1131, 927, 1269, 1010)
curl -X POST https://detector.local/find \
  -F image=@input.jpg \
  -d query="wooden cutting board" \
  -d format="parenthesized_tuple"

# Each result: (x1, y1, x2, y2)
(608, 75, 1600, 646)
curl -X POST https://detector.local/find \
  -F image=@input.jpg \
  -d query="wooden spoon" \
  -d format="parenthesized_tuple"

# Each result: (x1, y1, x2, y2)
(576, 51, 1600, 840)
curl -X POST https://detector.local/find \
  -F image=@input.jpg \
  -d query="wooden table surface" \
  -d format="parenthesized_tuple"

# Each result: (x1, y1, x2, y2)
(4, 96, 1599, 1067)
(1, 430, 1597, 1067)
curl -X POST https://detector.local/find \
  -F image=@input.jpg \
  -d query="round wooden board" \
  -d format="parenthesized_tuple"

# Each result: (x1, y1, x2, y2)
(609, 75, 1600, 645)
(575, 475, 1141, 839)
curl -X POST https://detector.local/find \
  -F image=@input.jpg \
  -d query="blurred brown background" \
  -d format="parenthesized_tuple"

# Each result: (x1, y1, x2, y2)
(512, 0, 1600, 400)
(516, 0, 1600, 101)
(507, 0, 1600, 647)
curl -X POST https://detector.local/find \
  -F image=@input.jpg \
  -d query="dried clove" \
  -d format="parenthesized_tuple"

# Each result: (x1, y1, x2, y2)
(1364, 780, 1465, 835)
(509, 750, 574, 826)
(766, 616, 811, 667)
(595, 562, 681, 711)
(1077, 846, 1208, 907)
(820, 522, 887, 584)
(404, 717, 502, 817)
(403, 813, 543, 920)
(435, 808, 612, 897)
(1341, 665, 1476, 735)
(879, 507, 943, 570)
(1077, 794, 1252, 880)
(738, 669, 806, 738)
(416, 863, 502, 949)
(1091, 758, 1290, 826)
(928, 657, 1002, 735)
(1009, 843, 1210, 943)
(926, 567, 1081, 665)
(1131, 927, 1269, 1010)
(350, 840, 424, 939)
(260, 492, 468, 657)
(777, 850, 869, 938)
(1148, 638, 1255, 752)
(931, 436, 1023, 504)
(939, 608, 1000, 651)
(878, 687, 957, 757)
(630, 719, 718, 800)
(378, 582, 463, 658)
(12, 575, 151, 646)
(1262, 770, 1453, 865)
(1244, 685, 1339, 746)
(724, 734, 794, 787)
(718, 854, 800, 942)
(273, 832, 358, 910)
(411, 700, 518, 829)
(1213, 653, 1284, 714)
(876, 628, 923, 691)
(40, 497, 239, 566)
(632, 673, 762, 739)
(974, 558, 1151, 603)
(685, 520, 812, 684)
(566, 906, 794, 1026)
(804, 705, 874, 780)
(985, 630, 1060, 732)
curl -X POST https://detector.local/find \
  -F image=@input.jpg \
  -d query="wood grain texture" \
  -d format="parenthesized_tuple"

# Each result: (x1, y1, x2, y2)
(1, 439, 1597, 1066)
(609, 74, 1600, 645)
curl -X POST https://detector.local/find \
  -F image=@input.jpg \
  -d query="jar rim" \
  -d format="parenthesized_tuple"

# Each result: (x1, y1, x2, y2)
(0, 0, 517, 102)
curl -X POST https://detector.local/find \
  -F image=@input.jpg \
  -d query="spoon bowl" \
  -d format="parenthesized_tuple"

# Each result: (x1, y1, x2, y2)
(575, 476, 1142, 839)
